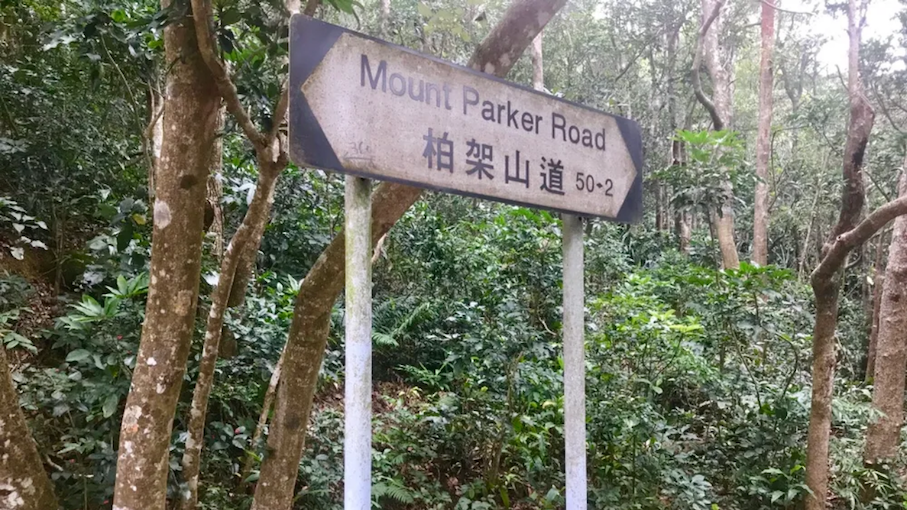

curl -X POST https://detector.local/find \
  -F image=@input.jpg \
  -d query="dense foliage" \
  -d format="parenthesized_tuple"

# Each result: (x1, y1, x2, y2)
(2, 0, 907, 508)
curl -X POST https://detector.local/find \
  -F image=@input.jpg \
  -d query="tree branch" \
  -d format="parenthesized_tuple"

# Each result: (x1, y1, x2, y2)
(870, 83, 905, 135)
(268, 80, 290, 144)
(812, 195, 907, 285)
(691, 0, 726, 131)
(190, 0, 268, 150)
(757, 0, 814, 15)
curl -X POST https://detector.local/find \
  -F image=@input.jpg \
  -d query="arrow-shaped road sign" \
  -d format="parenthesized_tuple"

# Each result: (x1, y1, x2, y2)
(290, 15, 643, 221)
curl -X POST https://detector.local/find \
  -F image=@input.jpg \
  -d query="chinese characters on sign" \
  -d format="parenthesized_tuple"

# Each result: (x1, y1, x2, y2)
(421, 130, 614, 199)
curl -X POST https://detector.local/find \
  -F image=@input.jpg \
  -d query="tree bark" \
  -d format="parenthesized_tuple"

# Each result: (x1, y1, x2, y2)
(864, 155, 907, 464)
(112, 0, 220, 507)
(251, 2, 567, 508)
(753, 0, 775, 266)
(804, 0, 874, 506)
(0, 345, 58, 510)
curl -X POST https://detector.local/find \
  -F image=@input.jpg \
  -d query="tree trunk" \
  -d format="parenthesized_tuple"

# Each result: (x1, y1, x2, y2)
(865, 230, 887, 382)
(180, 156, 284, 510)
(380, 0, 390, 38)
(251, 2, 568, 507)
(864, 156, 907, 464)
(0, 345, 58, 510)
(206, 107, 226, 261)
(804, 0, 874, 507)
(225, 225, 262, 307)
(798, 170, 823, 281)
(239, 346, 285, 488)
(752, 0, 775, 266)
(112, 0, 220, 507)
(530, 32, 543, 91)
(695, 0, 739, 269)
(147, 83, 164, 201)
(677, 209, 692, 254)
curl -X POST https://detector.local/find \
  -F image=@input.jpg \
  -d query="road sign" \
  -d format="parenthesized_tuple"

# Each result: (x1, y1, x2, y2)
(290, 15, 642, 220)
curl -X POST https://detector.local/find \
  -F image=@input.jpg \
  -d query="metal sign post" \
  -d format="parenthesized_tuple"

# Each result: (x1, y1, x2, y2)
(562, 214, 586, 510)
(344, 175, 372, 510)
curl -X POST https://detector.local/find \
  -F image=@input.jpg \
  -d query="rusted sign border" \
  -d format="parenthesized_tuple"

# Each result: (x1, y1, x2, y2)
(289, 14, 643, 223)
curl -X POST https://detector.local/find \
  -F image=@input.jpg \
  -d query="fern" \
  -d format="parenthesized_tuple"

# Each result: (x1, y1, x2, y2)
(373, 479, 415, 504)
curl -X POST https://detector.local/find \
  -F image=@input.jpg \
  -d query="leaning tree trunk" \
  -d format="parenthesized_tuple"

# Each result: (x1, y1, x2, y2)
(251, 1, 568, 507)
(804, 0, 874, 507)
(863, 154, 907, 465)
(0, 345, 58, 510)
(112, 0, 220, 507)
(752, 0, 775, 266)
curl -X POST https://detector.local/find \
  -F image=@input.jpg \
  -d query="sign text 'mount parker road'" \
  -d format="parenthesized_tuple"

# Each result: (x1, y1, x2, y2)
(289, 15, 643, 221)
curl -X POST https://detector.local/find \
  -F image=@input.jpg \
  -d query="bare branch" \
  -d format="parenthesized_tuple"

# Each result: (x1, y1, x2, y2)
(757, 0, 814, 15)
(812, 195, 907, 284)
(870, 83, 906, 135)
(190, 0, 268, 150)
(268, 81, 290, 144)
(691, 0, 726, 131)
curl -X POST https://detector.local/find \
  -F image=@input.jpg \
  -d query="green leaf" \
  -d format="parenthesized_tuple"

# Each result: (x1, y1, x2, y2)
(110, 9, 128, 23)
(770, 490, 784, 504)
(66, 349, 91, 362)
(102, 393, 119, 418)
(220, 8, 242, 26)
(417, 2, 433, 17)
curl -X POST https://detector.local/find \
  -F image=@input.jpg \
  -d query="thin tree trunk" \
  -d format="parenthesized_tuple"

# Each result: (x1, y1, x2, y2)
(798, 170, 823, 281)
(866, 229, 887, 382)
(753, 0, 775, 266)
(677, 209, 692, 254)
(239, 346, 285, 488)
(206, 107, 226, 261)
(223, 0, 317, 309)
(694, 0, 739, 269)
(0, 345, 58, 510)
(805, 0, 874, 506)
(530, 32, 543, 91)
(251, 2, 568, 507)
(146, 82, 164, 201)
(380, 0, 390, 38)
(180, 158, 284, 510)
(864, 155, 907, 464)
(113, 0, 220, 506)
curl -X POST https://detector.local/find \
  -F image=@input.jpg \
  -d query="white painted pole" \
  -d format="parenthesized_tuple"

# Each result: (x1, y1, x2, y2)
(344, 175, 372, 510)
(562, 214, 586, 510)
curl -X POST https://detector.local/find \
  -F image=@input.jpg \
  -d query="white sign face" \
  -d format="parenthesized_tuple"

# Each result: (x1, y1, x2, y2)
(290, 16, 643, 221)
